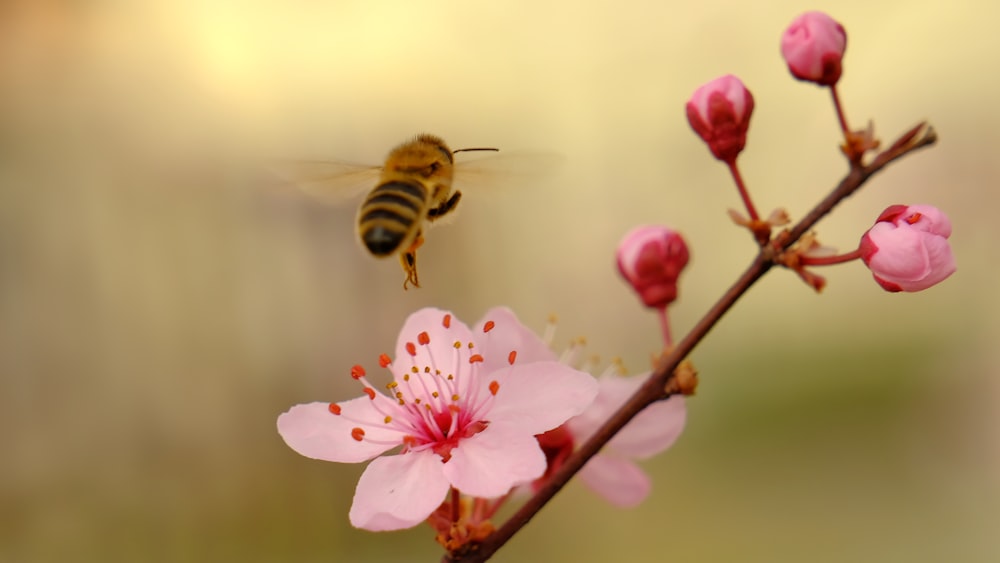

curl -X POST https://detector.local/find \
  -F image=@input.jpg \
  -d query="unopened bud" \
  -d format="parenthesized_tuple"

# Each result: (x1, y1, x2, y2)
(781, 11, 847, 86)
(686, 74, 754, 163)
(616, 225, 690, 309)
(859, 204, 956, 292)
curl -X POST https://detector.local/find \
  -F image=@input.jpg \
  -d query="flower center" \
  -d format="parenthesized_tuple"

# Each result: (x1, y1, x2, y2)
(330, 313, 511, 461)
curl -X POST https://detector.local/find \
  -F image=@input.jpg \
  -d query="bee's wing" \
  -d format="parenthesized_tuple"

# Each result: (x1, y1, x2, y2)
(452, 151, 565, 193)
(267, 160, 382, 205)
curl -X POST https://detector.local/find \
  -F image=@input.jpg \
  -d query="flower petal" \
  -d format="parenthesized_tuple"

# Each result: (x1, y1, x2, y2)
(608, 396, 686, 459)
(349, 451, 450, 531)
(392, 307, 477, 394)
(566, 373, 685, 458)
(486, 361, 598, 435)
(443, 424, 546, 498)
(474, 306, 558, 374)
(277, 398, 402, 463)
(578, 455, 652, 508)
(866, 223, 931, 281)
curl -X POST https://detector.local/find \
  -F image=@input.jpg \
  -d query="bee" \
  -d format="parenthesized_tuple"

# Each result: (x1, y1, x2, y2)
(273, 134, 521, 289)
(357, 134, 498, 289)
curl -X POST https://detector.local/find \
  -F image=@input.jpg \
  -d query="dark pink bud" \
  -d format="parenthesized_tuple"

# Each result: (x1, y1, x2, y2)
(859, 204, 956, 292)
(686, 74, 754, 163)
(616, 225, 690, 309)
(781, 11, 847, 86)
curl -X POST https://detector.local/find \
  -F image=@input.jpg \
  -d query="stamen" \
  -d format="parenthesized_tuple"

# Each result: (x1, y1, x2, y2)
(483, 320, 495, 333)
(350, 365, 366, 379)
(418, 331, 430, 345)
(363, 388, 375, 400)
(508, 350, 517, 365)
(905, 212, 923, 225)
(442, 314, 451, 328)
(451, 394, 460, 402)
(489, 381, 500, 395)
(469, 354, 484, 364)
(379, 354, 392, 368)
(411, 366, 418, 373)
(386, 381, 398, 390)
(453, 341, 461, 349)
(351, 428, 365, 441)
(384, 416, 392, 423)
(328, 403, 341, 415)
(406, 342, 417, 356)
(543, 313, 558, 347)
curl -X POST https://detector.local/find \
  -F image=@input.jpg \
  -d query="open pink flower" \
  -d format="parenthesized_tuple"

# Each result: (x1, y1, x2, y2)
(780, 11, 847, 86)
(476, 307, 686, 507)
(277, 307, 598, 531)
(859, 204, 956, 292)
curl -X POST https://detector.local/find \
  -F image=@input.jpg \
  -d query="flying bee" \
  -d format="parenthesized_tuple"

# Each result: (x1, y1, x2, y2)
(356, 134, 497, 289)
(272, 134, 552, 289)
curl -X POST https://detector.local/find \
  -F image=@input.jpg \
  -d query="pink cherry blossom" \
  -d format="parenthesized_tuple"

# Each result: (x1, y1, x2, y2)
(616, 225, 690, 310)
(859, 204, 956, 292)
(567, 372, 685, 507)
(277, 307, 598, 531)
(781, 11, 847, 86)
(686, 74, 755, 163)
(476, 307, 686, 507)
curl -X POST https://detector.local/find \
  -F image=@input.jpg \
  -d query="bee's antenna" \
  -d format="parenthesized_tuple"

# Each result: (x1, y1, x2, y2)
(453, 147, 500, 153)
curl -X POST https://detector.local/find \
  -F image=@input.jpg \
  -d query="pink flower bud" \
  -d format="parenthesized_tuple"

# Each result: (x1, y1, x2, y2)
(686, 74, 754, 163)
(780, 11, 847, 86)
(859, 204, 956, 292)
(616, 225, 690, 309)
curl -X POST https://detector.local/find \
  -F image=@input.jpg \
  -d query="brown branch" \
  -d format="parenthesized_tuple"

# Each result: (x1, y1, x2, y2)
(445, 122, 937, 563)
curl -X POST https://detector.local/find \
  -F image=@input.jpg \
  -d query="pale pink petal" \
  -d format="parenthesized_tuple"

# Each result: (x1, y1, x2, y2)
(392, 307, 476, 384)
(607, 397, 686, 459)
(474, 306, 557, 374)
(277, 398, 402, 463)
(578, 455, 652, 508)
(867, 224, 932, 281)
(443, 424, 546, 498)
(486, 361, 598, 435)
(566, 373, 639, 441)
(907, 204, 952, 237)
(349, 451, 450, 531)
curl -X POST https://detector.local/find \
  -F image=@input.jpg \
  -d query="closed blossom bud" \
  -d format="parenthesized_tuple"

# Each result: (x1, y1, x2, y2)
(781, 11, 847, 86)
(859, 204, 956, 292)
(616, 225, 690, 309)
(686, 74, 754, 163)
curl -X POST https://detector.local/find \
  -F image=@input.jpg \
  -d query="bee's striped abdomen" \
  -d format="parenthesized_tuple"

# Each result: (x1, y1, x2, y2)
(358, 181, 428, 256)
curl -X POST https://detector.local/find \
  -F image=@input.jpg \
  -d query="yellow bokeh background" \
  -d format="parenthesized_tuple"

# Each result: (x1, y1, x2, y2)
(2, 1, 997, 561)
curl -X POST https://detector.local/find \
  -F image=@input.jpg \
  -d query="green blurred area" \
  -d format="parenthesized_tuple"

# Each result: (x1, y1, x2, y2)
(1, 1, 997, 561)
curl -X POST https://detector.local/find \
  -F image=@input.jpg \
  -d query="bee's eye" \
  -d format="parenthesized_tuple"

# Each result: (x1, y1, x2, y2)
(423, 162, 440, 177)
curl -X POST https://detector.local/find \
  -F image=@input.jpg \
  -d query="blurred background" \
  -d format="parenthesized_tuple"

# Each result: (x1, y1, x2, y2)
(1, 0, 997, 561)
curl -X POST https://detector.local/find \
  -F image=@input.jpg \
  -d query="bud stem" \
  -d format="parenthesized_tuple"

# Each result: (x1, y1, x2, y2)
(657, 307, 673, 348)
(798, 248, 862, 266)
(726, 160, 760, 222)
(830, 85, 851, 140)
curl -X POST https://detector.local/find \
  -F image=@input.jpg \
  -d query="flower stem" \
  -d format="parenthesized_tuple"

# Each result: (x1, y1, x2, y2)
(657, 306, 672, 348)
(445, 122, 937, 563)
(726, 159, 760, 222)
(830, 85, 851, 137)
(799, 248, 862, 266)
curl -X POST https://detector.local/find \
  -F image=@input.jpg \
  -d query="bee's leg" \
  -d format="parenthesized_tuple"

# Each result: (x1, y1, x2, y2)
(427, 190, 462, 221)
(400, 232, 425, 290)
